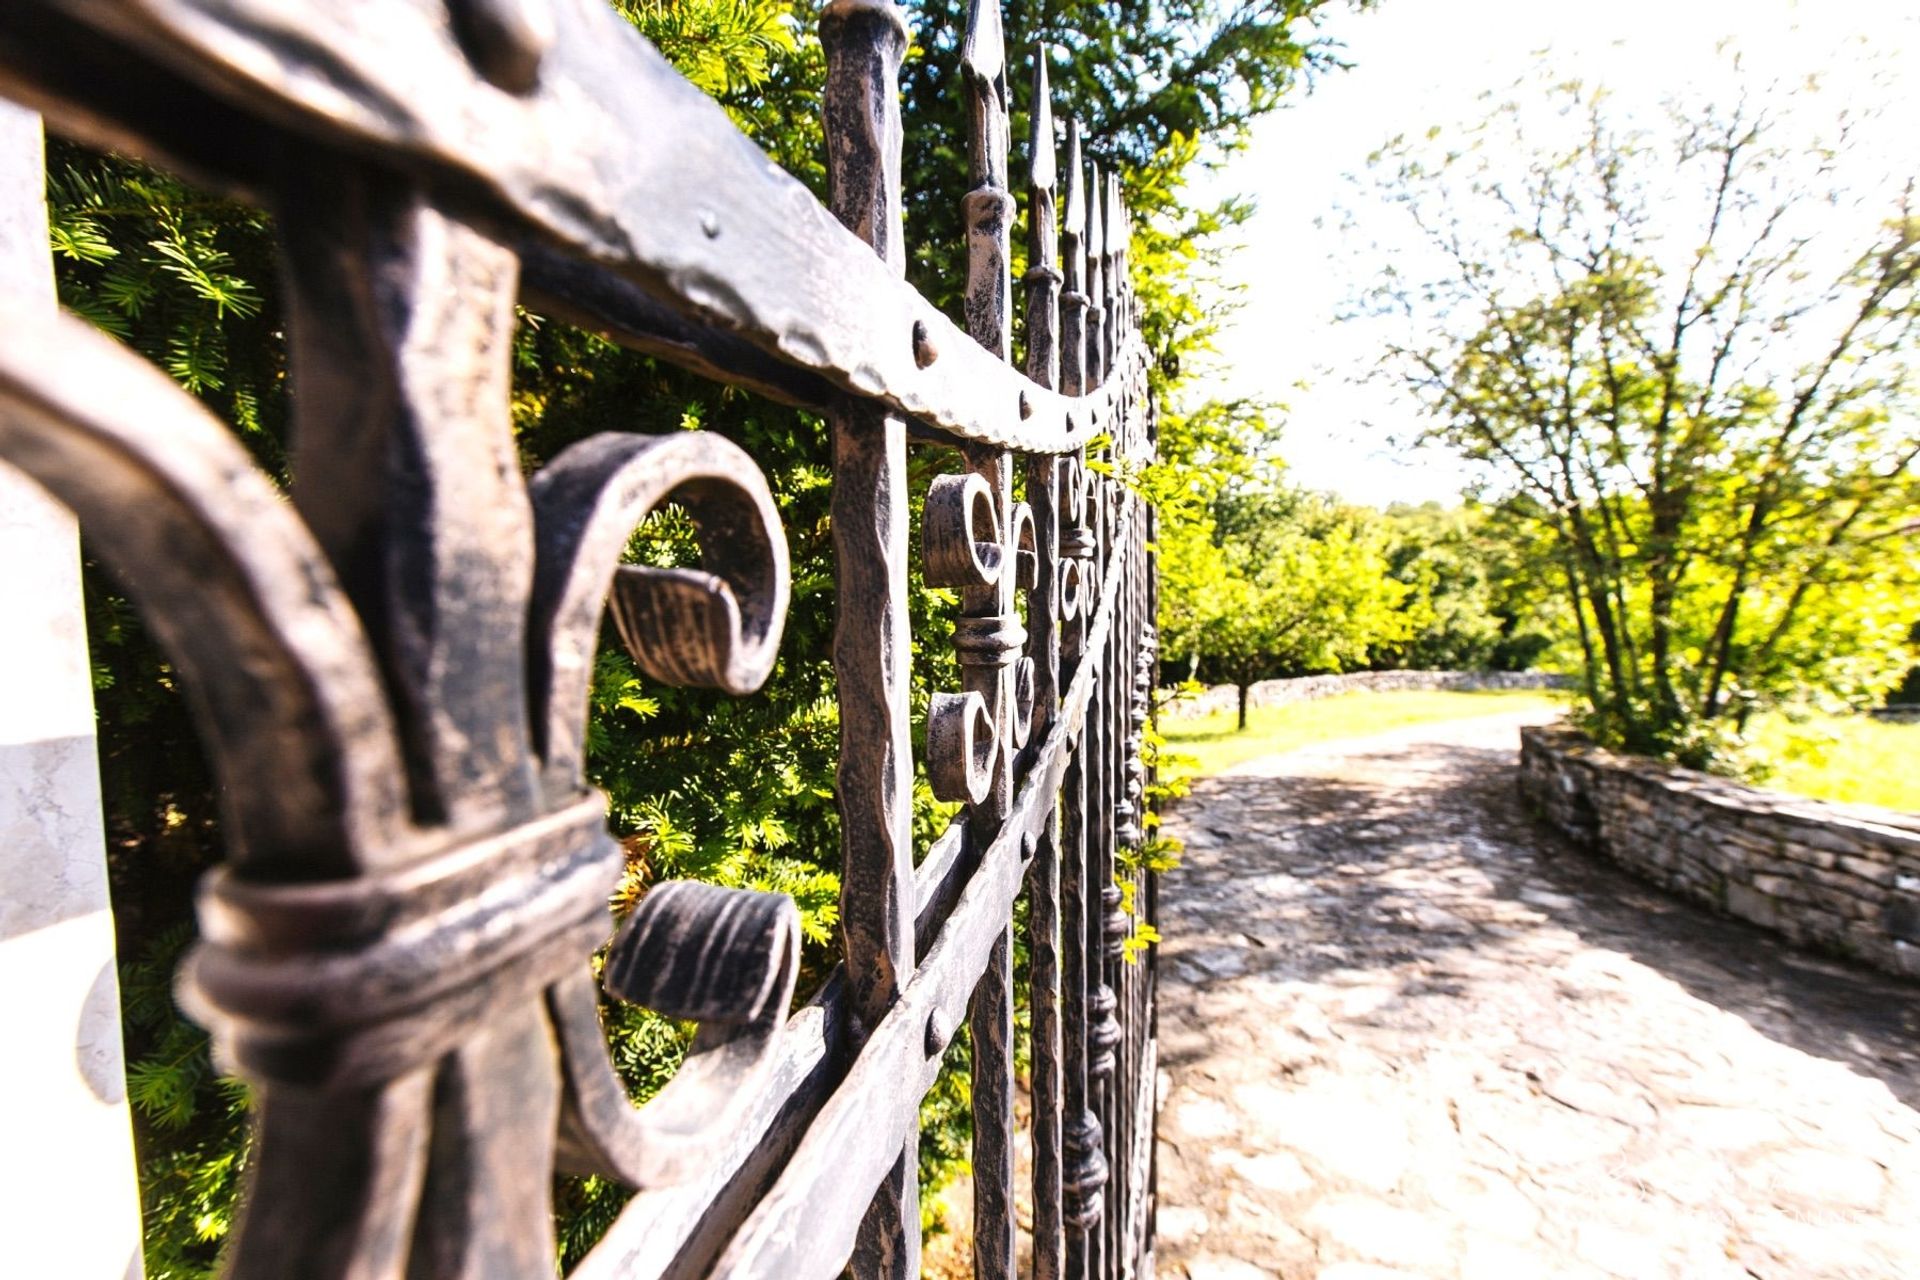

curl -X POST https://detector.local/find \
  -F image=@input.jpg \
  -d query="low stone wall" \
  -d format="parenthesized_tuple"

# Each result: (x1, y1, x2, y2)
(1519, 726, 1920, 980)
(1161, 668, 1568, 721)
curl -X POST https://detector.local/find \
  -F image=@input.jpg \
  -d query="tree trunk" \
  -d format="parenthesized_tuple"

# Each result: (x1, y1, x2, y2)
(1644, 485, 1687, 734)
(1560, 550, 1599, 708)
(1237, 681, 1250, 731)
(1564, 510, 1632, 719)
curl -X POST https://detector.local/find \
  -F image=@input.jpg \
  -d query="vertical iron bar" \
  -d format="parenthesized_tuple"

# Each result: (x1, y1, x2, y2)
(958, 4, 1018, 1275)
(1115, 208, 1145, 1269)
(1112, 185, 1131, 1276)
(1022, 45, 1066, 1280)
(268, 166, 561, 1280)
(1128, 245, 1159, 1266)
(1101, 483, 1125, 1280)
(1086, 479, 1111, 1280)
(1055, 121, 1106, 1280)
(1083, 163, 1122, 1280)
(821, 3, 920, 1276)
(1084, 162, 1104, 390)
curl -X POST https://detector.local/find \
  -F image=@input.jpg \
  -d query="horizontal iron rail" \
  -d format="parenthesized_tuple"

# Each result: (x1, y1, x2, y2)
(0, 0, 1141, 454)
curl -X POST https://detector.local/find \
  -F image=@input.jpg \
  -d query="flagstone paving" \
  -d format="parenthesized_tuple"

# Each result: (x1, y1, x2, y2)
(1153, 710, 1920, 1280)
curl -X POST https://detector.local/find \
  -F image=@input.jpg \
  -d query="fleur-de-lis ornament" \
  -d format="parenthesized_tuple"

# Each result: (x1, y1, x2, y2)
(0, 109, 804, 1280)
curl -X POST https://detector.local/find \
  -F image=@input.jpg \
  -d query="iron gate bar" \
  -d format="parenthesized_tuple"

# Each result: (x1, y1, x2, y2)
(707, 503, 1136, 1278)
(1022, 47, 1068, 1280)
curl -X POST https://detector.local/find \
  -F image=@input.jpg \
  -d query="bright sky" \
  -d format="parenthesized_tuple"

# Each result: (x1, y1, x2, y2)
(1199, 0, 1920, 507)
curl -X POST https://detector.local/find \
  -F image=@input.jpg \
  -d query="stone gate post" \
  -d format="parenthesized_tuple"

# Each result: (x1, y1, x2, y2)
(0, 102, 145, 1278)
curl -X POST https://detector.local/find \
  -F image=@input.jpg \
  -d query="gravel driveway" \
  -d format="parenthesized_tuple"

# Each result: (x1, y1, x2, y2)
(1153, 710, 1920, 1280)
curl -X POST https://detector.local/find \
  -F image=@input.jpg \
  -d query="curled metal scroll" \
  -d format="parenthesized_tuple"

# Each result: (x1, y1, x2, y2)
(1011, 498, 1038, 592)
(929, 689, 998, 805)
(528, 429, 790, 793)
(6, 290, 804, 1192)
(924, 470, 1003, 588)
(553, 880, 800, 1187)
(1059, 556, 1085, 621)
(524, 427, 802, 1191)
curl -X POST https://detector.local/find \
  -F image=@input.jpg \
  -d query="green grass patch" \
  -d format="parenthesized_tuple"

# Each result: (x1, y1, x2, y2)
(1160, 687, 1564, 781)
(1745, 711, 1920, 814)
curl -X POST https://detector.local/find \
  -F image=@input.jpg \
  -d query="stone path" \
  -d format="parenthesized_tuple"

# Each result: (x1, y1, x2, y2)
(1153, 710, 1920, 1280)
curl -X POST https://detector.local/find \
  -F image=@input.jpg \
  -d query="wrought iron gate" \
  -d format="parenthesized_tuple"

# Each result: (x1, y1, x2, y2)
(0, 0, 1161, 1276)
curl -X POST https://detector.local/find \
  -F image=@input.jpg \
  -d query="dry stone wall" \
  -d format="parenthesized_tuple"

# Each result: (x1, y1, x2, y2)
(1162, 669, 1567, 721)
(1520, 726, 1920, 980)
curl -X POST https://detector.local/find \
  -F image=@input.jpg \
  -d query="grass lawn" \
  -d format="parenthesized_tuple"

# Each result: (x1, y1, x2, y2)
(1159, 687, 1565, 781)
(1746, 712, 1920, 814)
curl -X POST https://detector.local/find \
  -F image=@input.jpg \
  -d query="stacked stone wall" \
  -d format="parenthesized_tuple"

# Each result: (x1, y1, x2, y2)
(1519, 726, 1920, 980)
(1162, 669, 1568, 721)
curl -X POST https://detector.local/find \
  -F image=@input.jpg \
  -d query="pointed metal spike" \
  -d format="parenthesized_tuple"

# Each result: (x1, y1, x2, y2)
(1106, 172, 1124, 257)
(1028, 47, 1055, 193)
(1061, 120, 1084, 237)
(822, 0, 909, 34)
(960, 0, 1005, 85)
(961, 0, 1009, 190)
(1086, 161, 1104, 259)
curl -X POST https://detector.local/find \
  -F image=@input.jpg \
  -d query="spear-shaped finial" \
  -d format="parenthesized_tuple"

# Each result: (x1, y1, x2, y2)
(1105, 171, 1124, 362)
(1105, 172, 1124, 264)
(1028, 47, 1055, 196)
(961, 0, 1009, 191)
(1061, 120, 1084, 247)
(960, 0, 1012, 357)
(1085, 159, 1104, 264)
(1024, 46, 1060, 390)
(1084, 159, 1105, 385)
(1059, 120, 1088, 397)
(960, 0, 1006, 81)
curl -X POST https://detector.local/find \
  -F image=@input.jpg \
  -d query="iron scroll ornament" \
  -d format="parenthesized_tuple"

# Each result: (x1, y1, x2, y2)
(0, 301, 800, 1268)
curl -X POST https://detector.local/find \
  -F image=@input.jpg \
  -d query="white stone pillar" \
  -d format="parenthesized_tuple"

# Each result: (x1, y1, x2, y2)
(0, 103, 146, 1278)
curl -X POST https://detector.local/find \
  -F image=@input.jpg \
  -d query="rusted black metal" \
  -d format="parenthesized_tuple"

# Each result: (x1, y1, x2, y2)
(0, 1, 1162, 1277)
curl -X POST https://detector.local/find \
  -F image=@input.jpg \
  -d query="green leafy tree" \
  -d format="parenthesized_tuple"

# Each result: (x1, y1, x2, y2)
(1163, 483, 1412, 726)
(1364, 71, 1920, 766)
(1372, 500, 1555, 672)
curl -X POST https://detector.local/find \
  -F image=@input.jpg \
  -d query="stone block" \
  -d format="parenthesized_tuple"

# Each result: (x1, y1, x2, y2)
(1785, 820, 1884, 857)
(1884, 898, 1920, 946)
(1892, 940, 1920, 979)
(1805, 865, 1884, 904)
(1701, 844, 1741, 874)
(1725, 881, 1780, 929)
(1837, 855, 1894, 887)
(1789, 906, 1850, 943)
(1775, 841, 1839, 871)
(1800, 882, 1875, 921)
